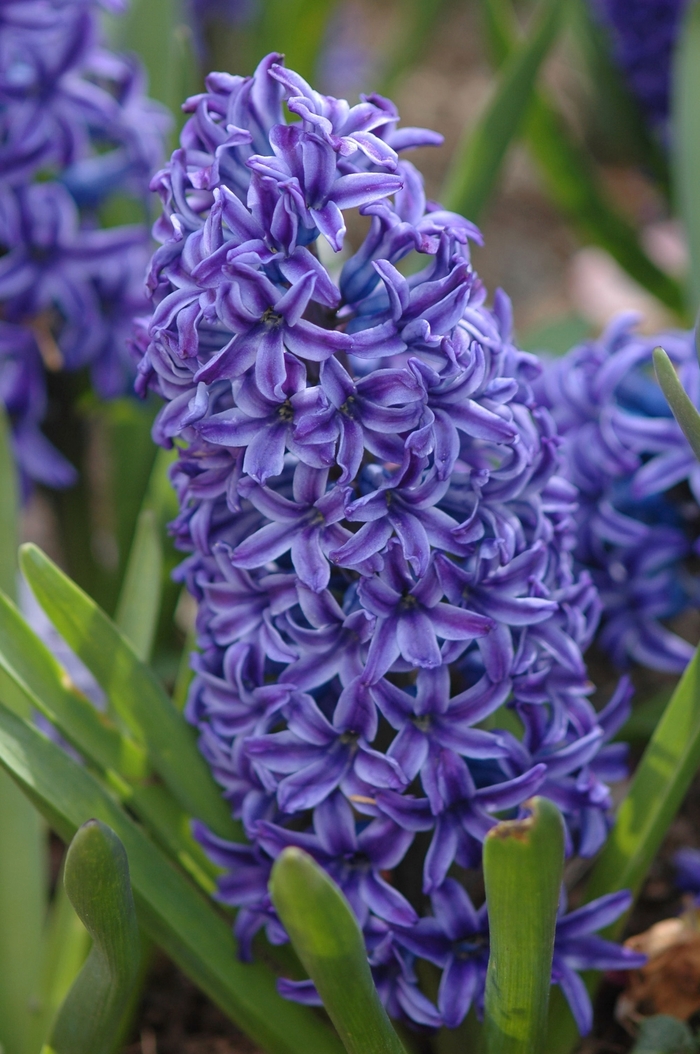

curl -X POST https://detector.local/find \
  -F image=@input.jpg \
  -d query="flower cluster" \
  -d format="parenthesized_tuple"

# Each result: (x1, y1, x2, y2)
(0, 0, 168, 490)
(536, 314, 699, 675)
(590, 0, 688, 135)
(137, 54, 642, 1032)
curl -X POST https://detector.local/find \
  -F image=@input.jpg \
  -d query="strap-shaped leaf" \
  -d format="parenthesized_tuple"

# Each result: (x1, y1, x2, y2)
(116, 0, 198, 130)
(0, 589, 223, 890)
(0, 406, 48, 1054)
(478, 0, 685, 316)
(0, 766, 46, 1054)
(585, 640, 700, 924)
(0, 589, 147, 781)
(378, 0, 449, 95)
(43, 821, 141, 1054)
(442, 0, 564, 220)
(270, 848, 407, 1054)
(254, 0, 337, 83)
(0, 698, 343, 1054)
(653, 346, 700, 462)
(483, 797, 565, 1054)
(115, 509, 163, 663)
(19, 544, 235, 840)
(551, 643, 700, 1050)
(672, 0, 700, 313)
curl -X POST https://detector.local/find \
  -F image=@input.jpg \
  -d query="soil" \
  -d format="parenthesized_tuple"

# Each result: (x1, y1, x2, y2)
(122, 956, 261, 1054)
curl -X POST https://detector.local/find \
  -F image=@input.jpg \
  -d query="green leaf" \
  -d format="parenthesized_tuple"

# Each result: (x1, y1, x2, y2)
(19, 544, 236, 840)
(43, 821, 141, 1054)
(631, 1015, 697, 1054)
(378, 0, 449, 95)
(478, 0, 686, 317)
(255, 0, 338, 83)
(585, 641, 700, 926)
(116, 0, 199, 131)
(270, 848, 407, 1054)
(0, 770, 47, 1054)
(0, 407, 48, 1054)
(0, 588, 225, 893)
(114, 509, 163, 663)
(0, 589, 148, 784)
(653, 346, 700, 462)
(672, 0, 700, 314)
(442, 0, 565, 221)
(172, 626, 196, 714)
(482, 797, 565, 1054)
(0, 700, 343, 1054)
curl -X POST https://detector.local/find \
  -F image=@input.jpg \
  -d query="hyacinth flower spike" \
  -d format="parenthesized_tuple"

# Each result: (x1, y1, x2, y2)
(137, 52, 638, 1031)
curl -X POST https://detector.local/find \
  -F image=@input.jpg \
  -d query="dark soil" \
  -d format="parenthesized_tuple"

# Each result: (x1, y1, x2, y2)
(122, 955, 262, 1054)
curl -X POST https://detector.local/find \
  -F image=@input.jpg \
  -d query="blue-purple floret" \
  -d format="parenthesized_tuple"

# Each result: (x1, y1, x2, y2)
(138, 53, 641, 1033)
(0, 0, 167, 490)
(536, 313, 700, 675)
(590, 0, 688, 134)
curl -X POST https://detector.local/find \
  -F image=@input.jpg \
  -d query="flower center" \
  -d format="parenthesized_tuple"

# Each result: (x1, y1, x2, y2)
(277, 399, 294, 422)
(261, 307, 283, 327)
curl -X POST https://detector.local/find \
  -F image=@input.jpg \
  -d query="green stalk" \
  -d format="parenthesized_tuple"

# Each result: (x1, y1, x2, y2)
(482, 797, 564, 1054)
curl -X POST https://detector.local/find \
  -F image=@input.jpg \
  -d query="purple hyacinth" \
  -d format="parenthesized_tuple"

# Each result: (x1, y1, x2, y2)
(591, 0, 688, 134)
(536, 314, 700, 675)
(0, 0, 168, 490)
(138, 53, 638, 1033)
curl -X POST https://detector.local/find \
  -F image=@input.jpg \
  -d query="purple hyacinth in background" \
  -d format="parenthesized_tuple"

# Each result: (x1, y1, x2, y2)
(0, 0, 168, 490)
(591, 0, 688, 134)
(137, 54, 644, 1032)
(537, 315, 700, 675)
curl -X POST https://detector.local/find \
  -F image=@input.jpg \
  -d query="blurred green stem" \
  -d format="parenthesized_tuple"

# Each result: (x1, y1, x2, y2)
(0, 409, 48, 1054)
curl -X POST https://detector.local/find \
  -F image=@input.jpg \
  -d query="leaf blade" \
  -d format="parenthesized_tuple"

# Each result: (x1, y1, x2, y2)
(0, 700, 343, 1054)
(483, 797, 565, 1054)
(45, 821, 141, 1054)
(114, 508, 163, 663)
(442, 0, 565, 220)
(19, 544, 235, 840)
(653, 345, 700, 462)
(585, 642, 700, 925)
(270, 848, 407, 1054)
(478, 0, 686, 316)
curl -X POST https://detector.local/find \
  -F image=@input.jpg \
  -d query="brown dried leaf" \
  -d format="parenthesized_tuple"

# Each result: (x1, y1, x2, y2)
(617, 909, 700, 1031)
